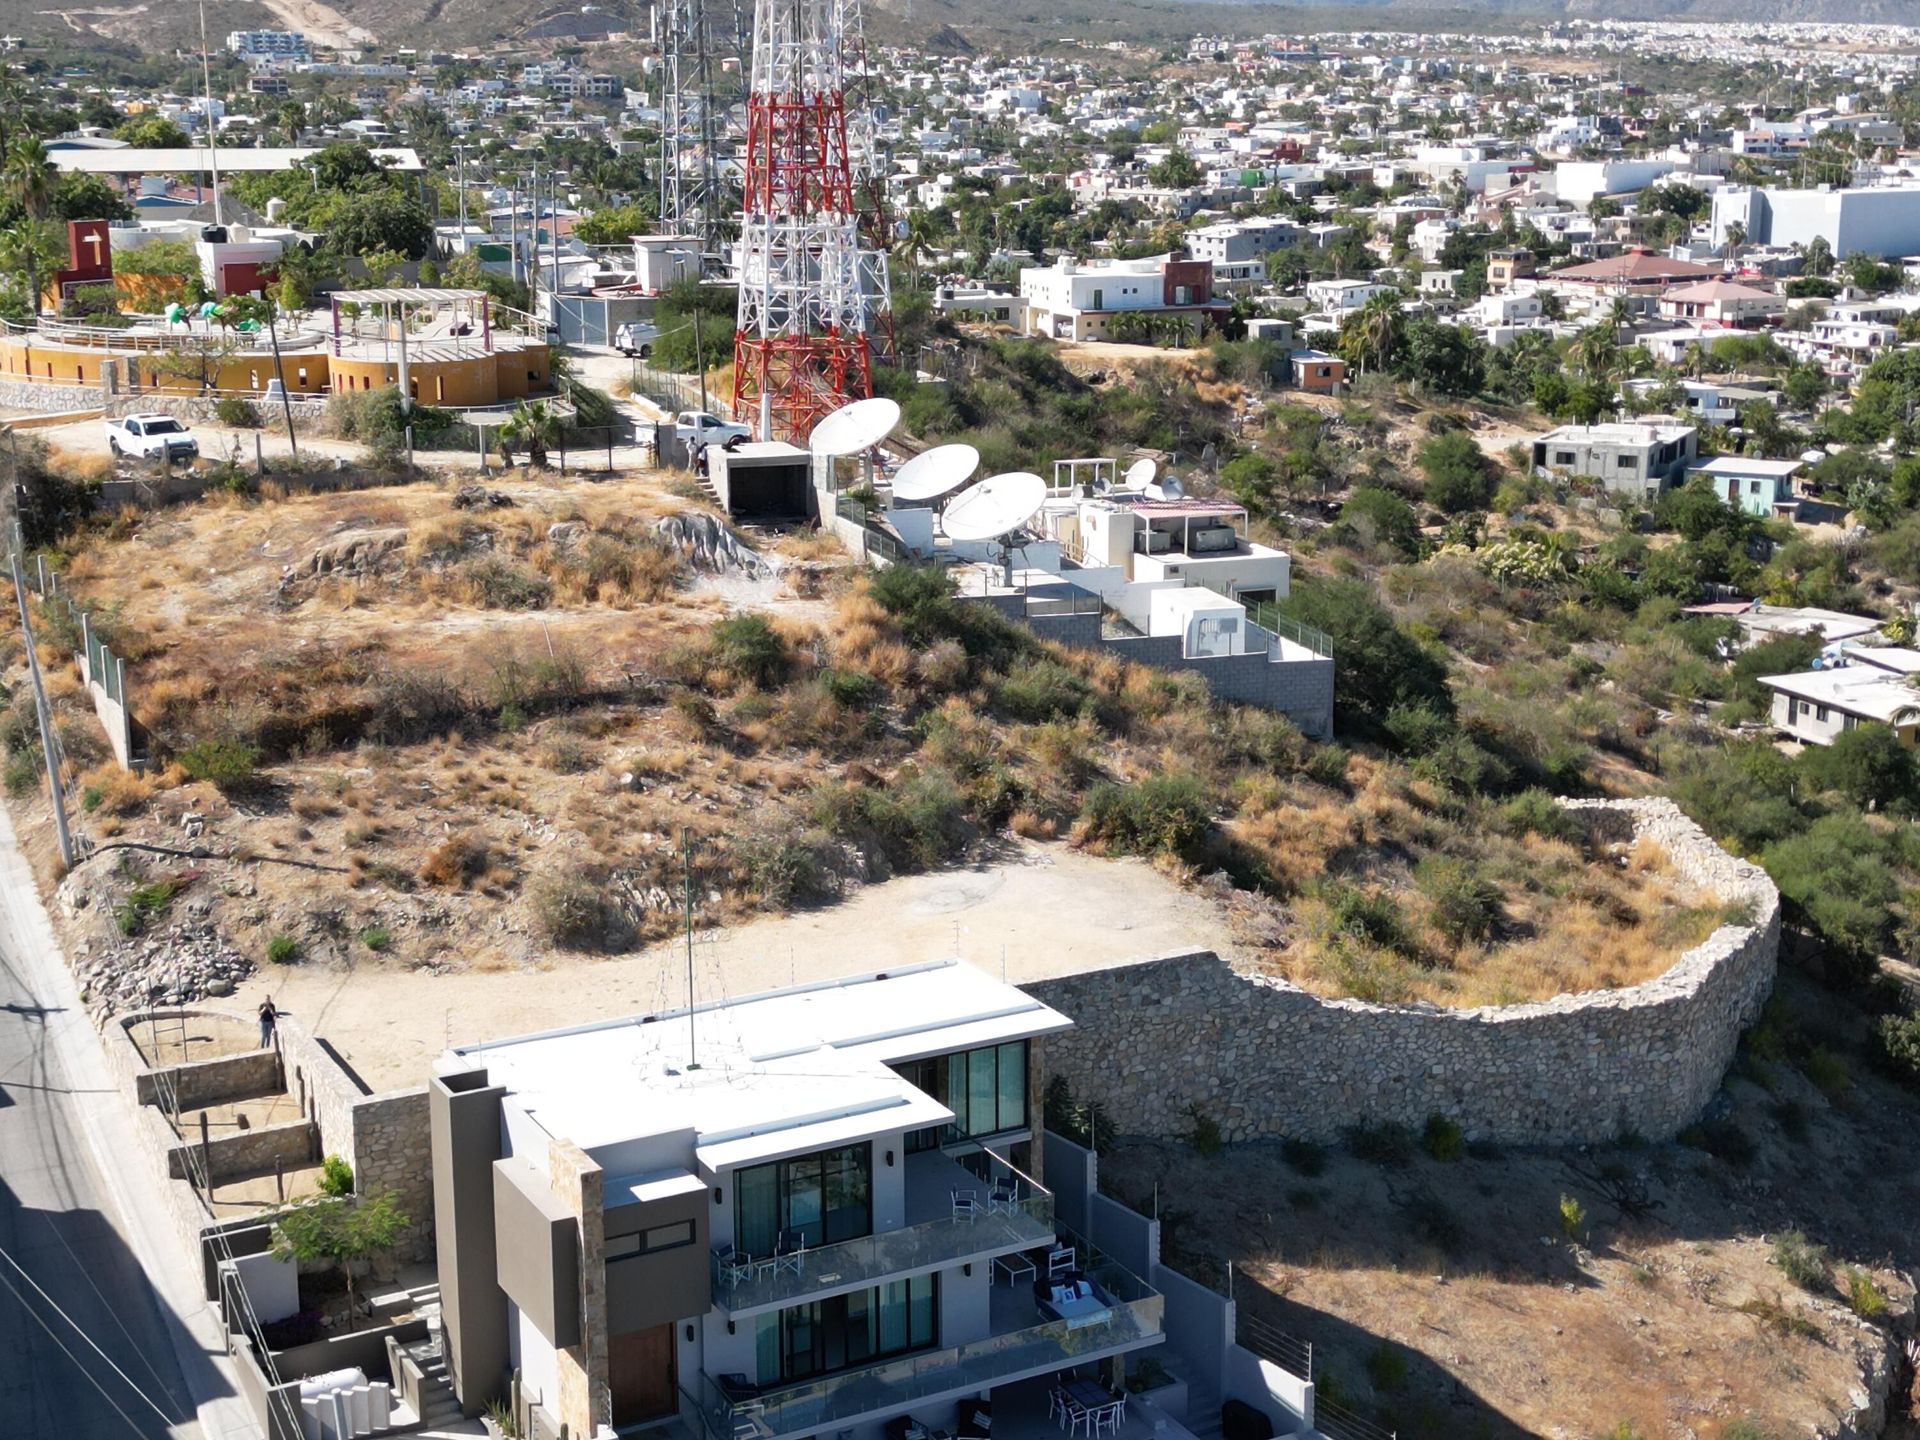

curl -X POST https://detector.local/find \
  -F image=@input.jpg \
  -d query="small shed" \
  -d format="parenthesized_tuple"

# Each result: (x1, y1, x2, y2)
(710, 441, 813, 520)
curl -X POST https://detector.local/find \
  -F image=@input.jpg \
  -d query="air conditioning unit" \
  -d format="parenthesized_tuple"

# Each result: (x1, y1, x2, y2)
(1189, 525, 1238, 554)
(1140, 530, 1174, 554)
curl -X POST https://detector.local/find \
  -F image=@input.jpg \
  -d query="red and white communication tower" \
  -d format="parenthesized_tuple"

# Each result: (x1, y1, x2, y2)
(731, 0, 881, 442)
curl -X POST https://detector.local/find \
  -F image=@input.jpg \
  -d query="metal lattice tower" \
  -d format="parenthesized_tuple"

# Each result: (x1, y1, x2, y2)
(660, 0, 738, 266)
(731, 0, 878, 442)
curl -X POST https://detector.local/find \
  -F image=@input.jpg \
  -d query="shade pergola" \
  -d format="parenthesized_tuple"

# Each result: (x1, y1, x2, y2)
(329, 287, 494, 360)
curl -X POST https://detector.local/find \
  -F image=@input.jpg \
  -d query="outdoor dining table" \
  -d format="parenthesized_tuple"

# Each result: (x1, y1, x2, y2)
(1064, 1380, 1116, 1412)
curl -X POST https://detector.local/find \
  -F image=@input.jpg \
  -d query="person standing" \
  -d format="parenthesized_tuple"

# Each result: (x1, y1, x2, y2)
(258, 997, 278, 1049)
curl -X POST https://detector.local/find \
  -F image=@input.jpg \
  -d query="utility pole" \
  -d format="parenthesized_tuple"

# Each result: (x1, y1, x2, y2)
(263, 293, 298, 459)
(682, 827, 699, 1070)
(10, 529, 73, 868)
(454, 142, 470, 239)
(197, 0, 224, 227)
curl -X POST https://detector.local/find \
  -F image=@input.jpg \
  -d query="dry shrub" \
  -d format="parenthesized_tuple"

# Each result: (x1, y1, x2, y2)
(916, 639, 969, 692)
(420, 833, 491, 889)
(1627, 837, 1674, 876)
(1009, 809, 1057, 840)
(78, 762, 162, 818)
(1238, 798, 1362, 896)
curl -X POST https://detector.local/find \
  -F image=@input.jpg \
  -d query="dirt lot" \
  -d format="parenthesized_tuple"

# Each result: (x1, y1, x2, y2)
(1100, 972, 1920, 1440)
(218, 840, 1243, 1091)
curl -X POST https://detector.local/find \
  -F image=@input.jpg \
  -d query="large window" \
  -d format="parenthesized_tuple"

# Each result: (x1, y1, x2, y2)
(734, 1145, 872, 1257)
(896, 1041, 1028, 1151)
(753, 1274, 939, 1385)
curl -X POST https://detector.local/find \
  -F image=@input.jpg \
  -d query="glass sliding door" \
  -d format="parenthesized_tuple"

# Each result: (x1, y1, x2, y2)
(734, 1144, 873, 1254)
(762, 1275, 940, 1386)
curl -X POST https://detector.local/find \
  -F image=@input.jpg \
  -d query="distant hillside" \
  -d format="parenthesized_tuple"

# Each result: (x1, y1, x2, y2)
(4, 0, 1912, 58)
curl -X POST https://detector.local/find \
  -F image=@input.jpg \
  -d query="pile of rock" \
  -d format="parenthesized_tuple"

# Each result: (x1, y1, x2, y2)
(73, 921, 254, 1015)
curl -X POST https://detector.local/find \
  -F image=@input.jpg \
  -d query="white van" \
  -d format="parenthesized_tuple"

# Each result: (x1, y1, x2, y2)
(613, 322, 659, 357)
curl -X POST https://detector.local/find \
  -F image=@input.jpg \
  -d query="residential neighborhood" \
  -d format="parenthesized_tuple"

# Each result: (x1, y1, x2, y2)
(3, 8, 1920, 1440)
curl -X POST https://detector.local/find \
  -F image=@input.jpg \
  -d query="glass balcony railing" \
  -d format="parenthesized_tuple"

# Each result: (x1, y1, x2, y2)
(710, 1193, 1055, 1314)
(693, 1256, 1164, 1440)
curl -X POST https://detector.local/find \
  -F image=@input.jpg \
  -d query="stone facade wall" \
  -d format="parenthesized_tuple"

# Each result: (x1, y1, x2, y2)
(278, 1019, 434, 1261)
(126, 1034, 282, 1111)
(1027, 799, 1779, 1147)
(104, 391, 328, 430)
(0, 377, 102, 413)
(167, 1117, 317, 1182)
(548, 1138, 608, 1440)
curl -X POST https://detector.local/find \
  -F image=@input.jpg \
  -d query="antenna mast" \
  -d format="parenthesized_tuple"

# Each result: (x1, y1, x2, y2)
(682, 826, 699, 1069)
(198, 0, 223, 227)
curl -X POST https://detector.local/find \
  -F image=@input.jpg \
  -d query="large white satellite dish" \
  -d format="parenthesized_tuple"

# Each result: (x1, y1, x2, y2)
(1121, 458, 1157, 491)
(891, 444, 980, 502)
(809, 397, 901, 457)
(942, 471, 1046, 542)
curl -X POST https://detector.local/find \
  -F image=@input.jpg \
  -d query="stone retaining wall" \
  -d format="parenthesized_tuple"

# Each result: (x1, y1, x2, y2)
(167, 1117, 317, 1183)
(0, 377, 101, 413)
(1026, 798, 1780, 1147)
(278, 1020, 434, 1261)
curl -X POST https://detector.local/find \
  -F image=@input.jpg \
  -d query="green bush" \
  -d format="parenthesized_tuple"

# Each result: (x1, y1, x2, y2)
(820, 668, 881, 709)
(1078, 774, 1210, 858)
(4, 750, 41, 797)
(741, 825, 842, 906)
(318, 1154, 354, 1197)
(1558, 1192, 1588, 1242)
(1415, 858, 1501, 943)
(1844, 1266, 1889, 1319)
(114, 877, 182, 937)
(1326, 885, 1414, 955)
(1802, 1045, 1851, 1099)
(1799, 724, 1919, 812)
(992, 658, 1091, 723)
(214, 396, 262, 428)
(811, 772, 968, 873)
(1497, 788, 1582, 843)
(1418, 429, 1494, 513)
(1345, 1121, 1414, 1166)
(530, 870, 633, 952)
(710, 613, 789, 687)
(1421, 1113, 1465, 1162)
(1762, 813, 1898, 966)
(177, 739, 259, 788)
(265, 933, 298, 964)
(1184, 1104, 1223, 1157)
(1769, 1229, 1828, 1291)
(867, 564, 959, 644)
(1875, 1011, 1920, 1085)
(358, 924, 391, 952)
(1276, 576, 1451, 735)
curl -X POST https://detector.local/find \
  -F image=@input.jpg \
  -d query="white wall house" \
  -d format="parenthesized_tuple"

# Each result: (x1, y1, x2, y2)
(430, 963, 1170, 1440)
(1760, 667, 1920, 746)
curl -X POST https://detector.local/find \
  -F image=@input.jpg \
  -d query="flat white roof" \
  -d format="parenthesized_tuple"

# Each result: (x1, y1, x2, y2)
(50, 145, 424, 174)
(1738, 605, 1883, 643)
(1540, 422, 1695, 445)
(1692, 457, 1802, 478)
(444, 961, 1070, 1165)
(1842, 645, 1920, 675)
(1760, 666, 1919, 723)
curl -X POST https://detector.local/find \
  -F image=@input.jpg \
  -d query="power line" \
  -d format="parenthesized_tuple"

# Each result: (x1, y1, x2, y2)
(0, 1262, 162, 1439)
(0, 1242, 181, 1429)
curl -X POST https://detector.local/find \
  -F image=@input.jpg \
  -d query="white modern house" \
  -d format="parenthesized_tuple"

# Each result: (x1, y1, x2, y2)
(1531, 422, 1699, 499)
(1017, 255, 1226, 341)
(1759, 666, 1919, 746)
(428, 963, 1168, 1440)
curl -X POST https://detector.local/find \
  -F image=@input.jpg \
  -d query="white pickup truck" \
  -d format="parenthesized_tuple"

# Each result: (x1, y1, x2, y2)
(674, 410, 751, 447)
(105, 414, 199, 463)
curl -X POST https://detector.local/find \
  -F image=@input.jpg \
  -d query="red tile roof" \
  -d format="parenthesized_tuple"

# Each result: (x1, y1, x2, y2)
(1549, 248, 1721, 285)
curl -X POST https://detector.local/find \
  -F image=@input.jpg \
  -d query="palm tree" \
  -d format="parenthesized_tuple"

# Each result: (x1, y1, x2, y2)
(499, 399, 562, 469)
(277, 101, 306, 146)
(0, 219, 66, 319)
(1574, 317, 1620, 385)
(1341, 291, 1404, 376)
(893, 211, 938, 291)
(1723, 220, 1746, 254)
(4, 136, 56, 223)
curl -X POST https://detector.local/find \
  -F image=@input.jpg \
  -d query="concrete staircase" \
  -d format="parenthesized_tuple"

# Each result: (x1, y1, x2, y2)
(400, 1339, 476, 1437)
(1184, 1382, 1224, 1440)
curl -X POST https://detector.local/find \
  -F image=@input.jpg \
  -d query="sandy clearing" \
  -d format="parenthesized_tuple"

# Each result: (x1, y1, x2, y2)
(229, 841, 1243, 1092)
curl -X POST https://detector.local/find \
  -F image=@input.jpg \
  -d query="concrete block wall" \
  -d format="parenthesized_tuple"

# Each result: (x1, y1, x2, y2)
(167, 1118, 317, 1183)
(1027, 799, 1778, 1147)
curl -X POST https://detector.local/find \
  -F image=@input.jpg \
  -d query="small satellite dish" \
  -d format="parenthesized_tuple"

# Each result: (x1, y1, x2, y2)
(942, 471, 1046, 542)
(1145, 475, 1186, 500)
(1121, 458, 1157, 491)
(1092, 475, 1113, 496)
(809, 397, 901, 458)
(891, 443, 980, 502)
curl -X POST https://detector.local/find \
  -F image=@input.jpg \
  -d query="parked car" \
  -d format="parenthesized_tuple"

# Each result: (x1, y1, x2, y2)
(613, 322, 659, 358)
(674, 410, 750, 446)
(104, 414, 199, 462)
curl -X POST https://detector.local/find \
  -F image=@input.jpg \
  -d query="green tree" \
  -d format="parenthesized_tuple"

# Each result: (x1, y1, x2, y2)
(573, 202, 652, 247)
(270, 1193, 410, 1331)
(1802, 233, 1835, 278)
(1277, 576, 1453, 734)
(1799, 725, 1918, 812)
(1762, 813, 1898, 966)
(1146, 149, 1201, 188)
(1338, 485, 1420, 557)
(48, 172, 130, 224)
(1418, 429, 1494, 513)
(1397, 317, 1486, 397)
(325, 191, 435, 261)
(113, 115, 189, 148)
(0, 218, 65, 318)
(499, 399, 563, 469)
(1339, 290, 1405, 376)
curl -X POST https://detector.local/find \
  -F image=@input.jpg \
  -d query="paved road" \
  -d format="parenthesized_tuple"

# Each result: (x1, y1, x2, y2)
(0, 939, 205, 1436)
(0, 798, 255, 1440)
